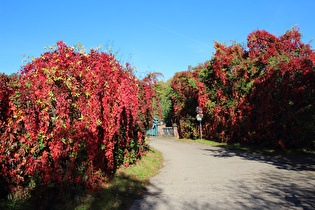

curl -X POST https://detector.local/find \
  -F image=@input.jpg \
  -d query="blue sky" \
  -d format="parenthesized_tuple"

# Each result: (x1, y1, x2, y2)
(1, 0, 314, 80)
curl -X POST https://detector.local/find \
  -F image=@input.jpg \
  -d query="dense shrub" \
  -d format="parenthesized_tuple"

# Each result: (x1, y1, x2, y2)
(171, 27, 315, 150)
(171, 70, 200, 139)
(0, 41, 160, 198)
(240, 29, 315, 149)
(0, 74, 12, 137)
(0, 73, 14, 198)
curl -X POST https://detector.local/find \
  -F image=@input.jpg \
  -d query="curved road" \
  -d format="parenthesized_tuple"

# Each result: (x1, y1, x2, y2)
(131, 137, 315, 210)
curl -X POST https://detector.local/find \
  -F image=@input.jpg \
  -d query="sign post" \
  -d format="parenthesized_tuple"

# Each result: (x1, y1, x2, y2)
(196, 106, 203, 140)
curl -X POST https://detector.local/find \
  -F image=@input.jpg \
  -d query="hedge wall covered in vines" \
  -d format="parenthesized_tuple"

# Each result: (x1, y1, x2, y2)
(171, 27, 315, 150)
(0, 41, 160, 198)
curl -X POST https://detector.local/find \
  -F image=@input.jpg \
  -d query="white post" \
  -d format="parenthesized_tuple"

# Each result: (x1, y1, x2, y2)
(200, 121, 202, 140)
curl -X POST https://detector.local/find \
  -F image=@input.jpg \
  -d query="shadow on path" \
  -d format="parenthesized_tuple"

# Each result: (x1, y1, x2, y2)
(199, 146, 315, 209)
(131, 182, 217, 210)
(131, 183, 168, 209)
(226, 171, 315, 209)
(200, 147, 315, 172)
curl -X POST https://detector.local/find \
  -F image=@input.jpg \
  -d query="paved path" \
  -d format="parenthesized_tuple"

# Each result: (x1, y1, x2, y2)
(131, 137, 315, 210)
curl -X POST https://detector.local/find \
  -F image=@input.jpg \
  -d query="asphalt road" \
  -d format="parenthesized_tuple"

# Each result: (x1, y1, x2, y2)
(130, 137, 315, 210)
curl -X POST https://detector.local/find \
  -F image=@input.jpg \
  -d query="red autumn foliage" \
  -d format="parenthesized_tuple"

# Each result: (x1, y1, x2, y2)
(171, 27, 315, 150)
(0, 74, 12, 136)
(171, 70, 200, 139)
(0, 41, 160, 197)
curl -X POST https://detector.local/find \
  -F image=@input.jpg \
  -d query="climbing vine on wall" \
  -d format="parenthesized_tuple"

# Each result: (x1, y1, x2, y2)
(171, 27, 315, 150)
(0, 41, 161, 197)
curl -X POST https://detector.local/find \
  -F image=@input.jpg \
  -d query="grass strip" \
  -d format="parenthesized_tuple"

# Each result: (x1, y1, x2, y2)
(74, 147, 163, 210)
(177, 138, 226, 146)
